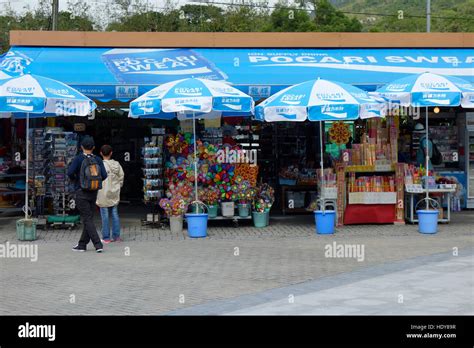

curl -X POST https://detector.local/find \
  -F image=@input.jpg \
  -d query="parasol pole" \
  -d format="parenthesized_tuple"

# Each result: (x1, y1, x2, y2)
(425, 106, 429, 209)
(24, 112, 30, 220)
(319, 121, 325, 211)
(193, 111, 198, 204)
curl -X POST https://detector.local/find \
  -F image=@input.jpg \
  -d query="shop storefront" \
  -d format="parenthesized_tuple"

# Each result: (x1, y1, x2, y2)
(1, 31, 473, 227)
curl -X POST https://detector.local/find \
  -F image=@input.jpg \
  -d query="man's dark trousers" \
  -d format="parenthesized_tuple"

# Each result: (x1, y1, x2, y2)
(76, 189, 103, 250)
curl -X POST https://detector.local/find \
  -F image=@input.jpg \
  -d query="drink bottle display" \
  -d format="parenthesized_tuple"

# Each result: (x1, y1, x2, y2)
(101, 49, 228, 84)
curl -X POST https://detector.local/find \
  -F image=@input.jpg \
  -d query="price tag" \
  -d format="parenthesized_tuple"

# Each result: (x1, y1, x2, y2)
(375, 164, 391, 172)
(406, 184, 423, 193)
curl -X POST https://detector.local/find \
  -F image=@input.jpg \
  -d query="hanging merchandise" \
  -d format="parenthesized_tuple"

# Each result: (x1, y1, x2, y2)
(28, 128, 46, 218)
(329, 121, 351, 145)
(235, 163, 259, 187)
(141, 128, 165, 226)
(41, 127, 79, 227)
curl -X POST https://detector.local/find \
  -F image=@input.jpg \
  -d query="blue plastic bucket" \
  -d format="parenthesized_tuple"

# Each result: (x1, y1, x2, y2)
(314, 210, 335, 235)
(238, 203, 250, 217)
(185, 213, 208, 238)
(265, 209, 270, 226)
(207, 205, 218, 218)
(252, 211, 266, 228)
(416, 210, 439, 234)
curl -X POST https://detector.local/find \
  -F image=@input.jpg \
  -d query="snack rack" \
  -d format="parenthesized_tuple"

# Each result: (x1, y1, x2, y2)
(141, 128, 166, 227)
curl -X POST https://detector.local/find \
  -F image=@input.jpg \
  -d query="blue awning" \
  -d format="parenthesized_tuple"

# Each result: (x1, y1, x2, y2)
(1, 47, 473, 102)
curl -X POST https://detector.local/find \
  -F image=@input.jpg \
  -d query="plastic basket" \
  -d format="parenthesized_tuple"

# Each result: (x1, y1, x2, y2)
(252, 211, 266, 228)
(207, 205, 218, 218)
(169, 215, 183, 233)
(221, 202, 235, 217)
(238, 203, 250, 217)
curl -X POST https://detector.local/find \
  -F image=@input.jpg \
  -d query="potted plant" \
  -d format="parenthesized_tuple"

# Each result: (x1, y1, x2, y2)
(159, 196, 188, 234)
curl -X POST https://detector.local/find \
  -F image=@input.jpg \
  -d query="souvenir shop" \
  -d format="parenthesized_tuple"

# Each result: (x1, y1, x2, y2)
(1, 31, 473, 228)
(1, 106, 472, 228)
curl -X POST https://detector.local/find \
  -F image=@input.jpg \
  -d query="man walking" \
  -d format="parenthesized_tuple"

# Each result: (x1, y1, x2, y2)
(67, 136, 107, 252)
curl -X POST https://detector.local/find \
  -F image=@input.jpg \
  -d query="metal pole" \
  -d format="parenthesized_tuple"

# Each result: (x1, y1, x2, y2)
(52, 0, 59, 31)
(24, 113, 29, 219)
(319, 121, 325, 210)
(426, 0, 431, 32)
(426, 106, 429, 209)
(193, 112, 198, 203)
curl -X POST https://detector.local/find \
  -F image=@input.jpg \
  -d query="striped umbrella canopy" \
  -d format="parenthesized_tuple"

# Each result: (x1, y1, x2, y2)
(129, 77, 254, 118)
(375, 72, 474, 108)
(255, 78, 386, 122)
(0, 74, 97, 219)
(0, 74, 96, 116)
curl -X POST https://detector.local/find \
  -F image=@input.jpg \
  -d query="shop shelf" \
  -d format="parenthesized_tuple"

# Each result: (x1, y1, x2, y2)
(0, 207, 23, 213)
(0, 173, 26, 178)
(0, 190, 26, 196)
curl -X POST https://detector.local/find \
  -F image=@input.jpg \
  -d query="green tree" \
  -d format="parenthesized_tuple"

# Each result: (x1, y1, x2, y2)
(107, 4, 225, 32)
(265, 3, 316, 32)
(176, 4, 225, 32)
(224, 3, 270, 32)
(309, 0, 362, 32)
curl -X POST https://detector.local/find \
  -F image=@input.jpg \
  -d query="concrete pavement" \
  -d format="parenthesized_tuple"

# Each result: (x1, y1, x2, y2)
(0, 211, 473, 315)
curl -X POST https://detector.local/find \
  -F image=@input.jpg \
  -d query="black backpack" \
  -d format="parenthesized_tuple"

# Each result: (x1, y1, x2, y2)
(79, 155, 103, 191)
(431, 142, 443, 165)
